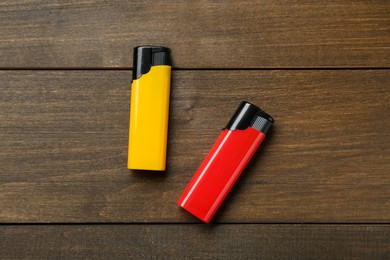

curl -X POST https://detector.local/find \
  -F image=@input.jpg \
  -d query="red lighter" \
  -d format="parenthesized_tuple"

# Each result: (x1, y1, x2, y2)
(177, 101, 274, 223)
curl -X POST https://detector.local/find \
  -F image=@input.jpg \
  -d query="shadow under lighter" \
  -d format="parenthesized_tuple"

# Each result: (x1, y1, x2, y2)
(177, 101, 274, 223)
(128, 46, 171, 171)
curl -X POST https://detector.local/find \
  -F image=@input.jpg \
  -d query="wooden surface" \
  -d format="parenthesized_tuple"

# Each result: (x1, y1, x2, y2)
(0, 0, 389, 68)
(0, 0, 389, 258)
(0, 70, 389, 223)
(1, 225, 389, 259)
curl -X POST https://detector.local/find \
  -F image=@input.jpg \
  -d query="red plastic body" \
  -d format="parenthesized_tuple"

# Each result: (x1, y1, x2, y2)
(177, 127, 266, 223)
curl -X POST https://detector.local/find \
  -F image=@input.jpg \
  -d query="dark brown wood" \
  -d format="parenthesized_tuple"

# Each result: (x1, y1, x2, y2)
(1, 1, 388, 257)
(0, 70, 388, 223)
(0, 224, 389, 259)
(0, 1, 389, 68)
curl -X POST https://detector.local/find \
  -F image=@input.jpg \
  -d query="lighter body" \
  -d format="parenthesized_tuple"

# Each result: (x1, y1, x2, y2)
(128, 46, 171, 171)
(178, 101, 274, 223)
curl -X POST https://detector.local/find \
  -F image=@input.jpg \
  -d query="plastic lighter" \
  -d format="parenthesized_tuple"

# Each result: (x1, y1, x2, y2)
(128, 46, 171, 171)
(177, 101, 274, 223)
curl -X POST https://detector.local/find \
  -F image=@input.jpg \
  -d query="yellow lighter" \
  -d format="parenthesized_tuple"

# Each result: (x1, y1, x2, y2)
(128, 46, 171, 171)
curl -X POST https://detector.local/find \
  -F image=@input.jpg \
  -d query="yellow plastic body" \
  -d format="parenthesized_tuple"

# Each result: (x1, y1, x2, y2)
(128, 65, 171, 170)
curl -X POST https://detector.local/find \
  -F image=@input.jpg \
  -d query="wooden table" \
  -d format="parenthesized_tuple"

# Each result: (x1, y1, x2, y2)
(1, 1, 389, 258)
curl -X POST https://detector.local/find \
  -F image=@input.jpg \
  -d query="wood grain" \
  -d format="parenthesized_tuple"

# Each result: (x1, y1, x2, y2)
(0, 0, 389, 68)
(0, 224, 389, 259)
(0, 70, 388, 223)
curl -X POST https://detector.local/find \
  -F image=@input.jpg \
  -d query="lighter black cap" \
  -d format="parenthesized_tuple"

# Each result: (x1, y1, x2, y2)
(132, 46, 171, 80)
(224, 101, 274, 134)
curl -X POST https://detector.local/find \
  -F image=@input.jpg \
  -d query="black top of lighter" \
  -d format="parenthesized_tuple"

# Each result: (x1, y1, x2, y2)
(224, 101, 274, 134)
(133, 46, 171, 80)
